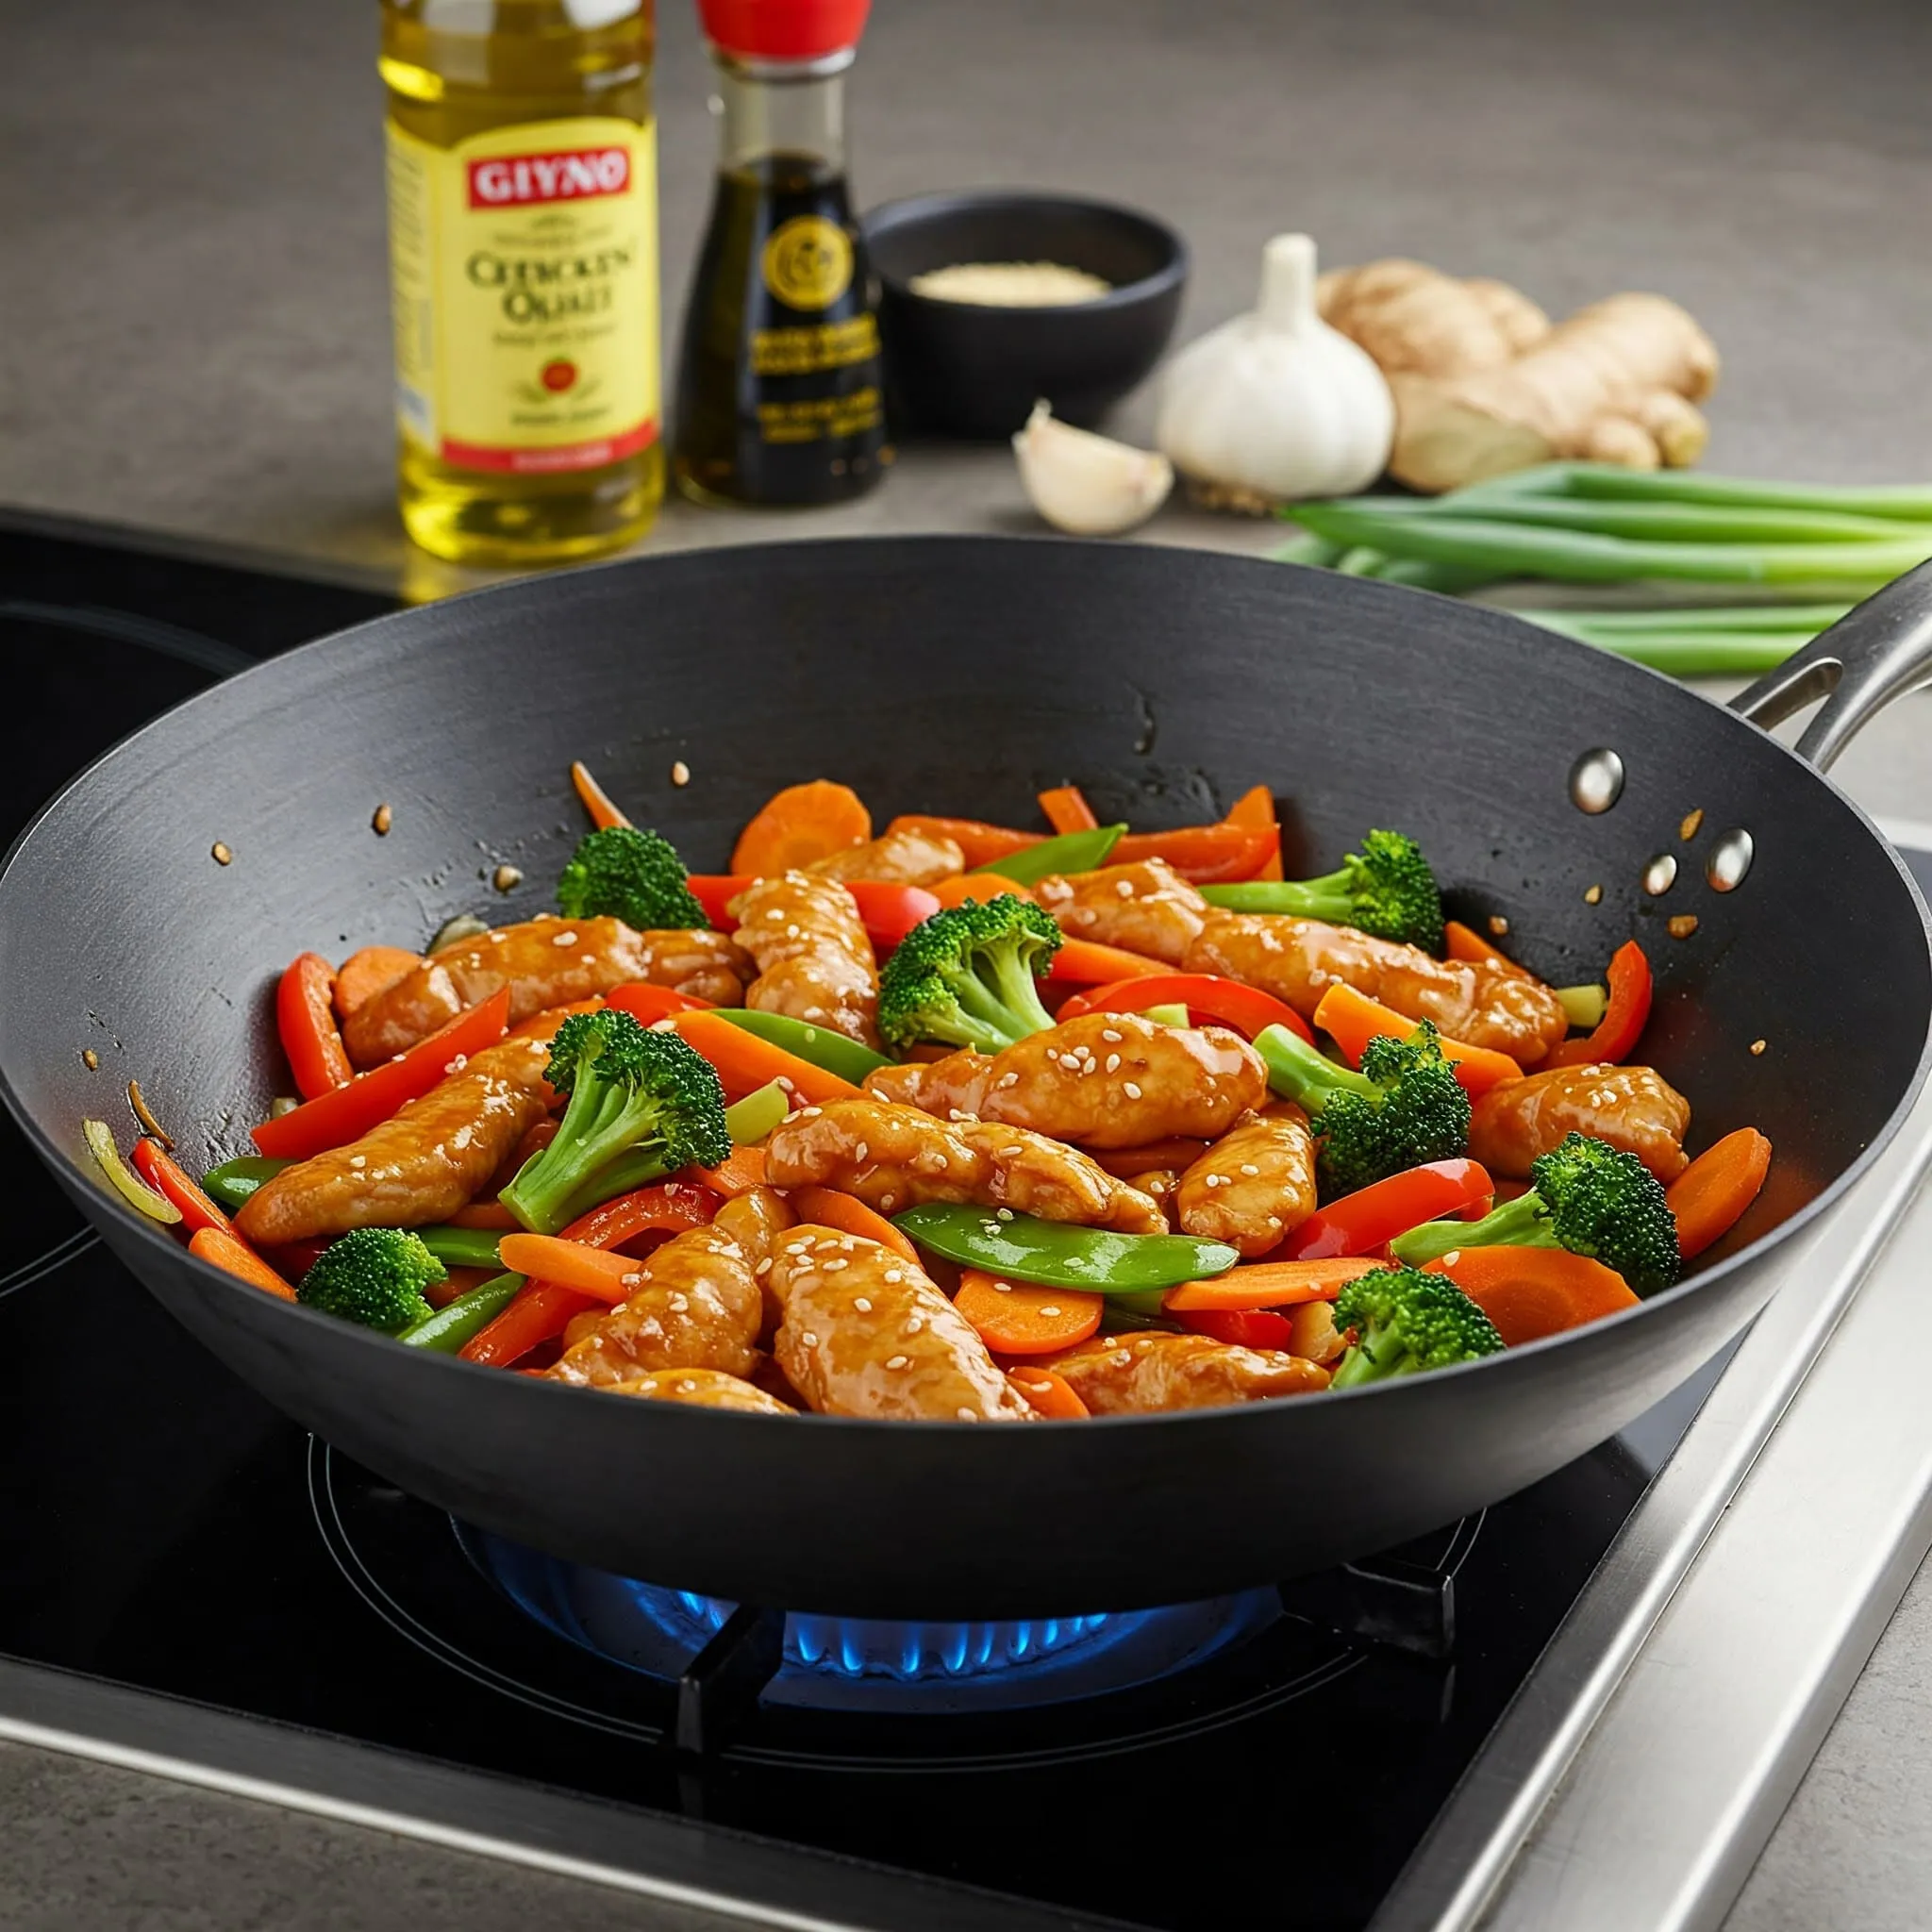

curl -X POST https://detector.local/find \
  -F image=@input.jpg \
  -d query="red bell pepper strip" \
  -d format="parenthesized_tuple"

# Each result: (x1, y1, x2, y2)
(276, 953, 354, 1100)
(1054, 972, 1316, 1043)
(1276, 1158, 1494, 1260)
(1039, 786, 1101, 834)
(1046, 939, 1173, 985)
(1110, 824, 1280, 883)
(1225, 786, 1284, 882)
(1174, 1307, 1297, 1350)
(459, 1279, 598, 1367)
(250, 990, 511, 1161)
(606, 982, 714, 1026)
(557, 1180, 721, 1253)
(131, 1139, 232, 1238)
(1546, 941, 1654, 1068)
(1444, 920, 1529, 976)
(686, 874, 743, 928)
(1312, 982, 1524, 1095)
(688, 875, 941, 950)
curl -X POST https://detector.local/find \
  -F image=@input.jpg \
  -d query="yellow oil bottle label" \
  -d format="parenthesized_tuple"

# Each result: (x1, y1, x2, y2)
(760, 215, 853, 311)
(386, 116, 658, 475)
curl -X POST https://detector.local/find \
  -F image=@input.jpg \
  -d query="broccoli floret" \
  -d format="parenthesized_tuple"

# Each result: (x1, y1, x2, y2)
(1329, 1265, 1504, 1387)
(1390, 1130, 1681, 1295)
(298, 1227, 446, 1333)
(500, 1008, 730, 1234)
(1255, 1020, 1470, 1198)
(557, 824, 708, 932)
(1233, 829, 1442, 950)
(876, 896, 1063, 1055)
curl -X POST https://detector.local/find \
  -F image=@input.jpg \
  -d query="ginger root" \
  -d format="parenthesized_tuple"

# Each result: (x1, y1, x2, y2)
(1316, 260, 1719, 494)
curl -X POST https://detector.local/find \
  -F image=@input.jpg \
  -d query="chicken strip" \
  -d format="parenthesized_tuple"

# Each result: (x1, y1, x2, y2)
(1185, 913, 1568, 1065)
(341, 916, 751, 1065)
(1174, 1105, 1319, 1257)
(806, 827, 964, 887)
(861, 1011, 1268, 1149)
(235, 1034, 555, 1245)
(772, 1225, 1035, 1421)
(765, 1097, 1170, 1235)
(590, 1367, 795, 1414)
(546, 1187, 796, 1389)
(1470, 1062, 1690, 1182)
(1045, 1331, 1329, 1413)
(729, 872, 880, 1048)
(1035, 859, 1208, 965)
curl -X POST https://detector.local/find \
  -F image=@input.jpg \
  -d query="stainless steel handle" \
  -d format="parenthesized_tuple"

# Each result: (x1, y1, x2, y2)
(1730, 559, 1932, 769)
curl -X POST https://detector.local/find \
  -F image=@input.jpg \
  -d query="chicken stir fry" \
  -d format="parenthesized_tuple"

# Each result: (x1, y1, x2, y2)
(729, 872, 881, 1048)
(806, 826, 964, 887)
(1174, 1105, 1319, 1257)
(1045, 1331, 1330, 1413)
(1470, 1061, 1690, 1181)
(1036, 859, 1208, 965)
(591, 1367, 795, 1413)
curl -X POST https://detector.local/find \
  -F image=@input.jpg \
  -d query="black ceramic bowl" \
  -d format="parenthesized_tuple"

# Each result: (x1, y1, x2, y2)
(861, 190, 1188, 440)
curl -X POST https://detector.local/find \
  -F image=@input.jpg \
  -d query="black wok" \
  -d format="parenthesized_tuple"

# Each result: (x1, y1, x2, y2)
(3, 539, 1930, 1619)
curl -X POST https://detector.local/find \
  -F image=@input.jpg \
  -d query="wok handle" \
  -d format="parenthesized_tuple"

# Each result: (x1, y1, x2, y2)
(1730, 559, 1932, 770)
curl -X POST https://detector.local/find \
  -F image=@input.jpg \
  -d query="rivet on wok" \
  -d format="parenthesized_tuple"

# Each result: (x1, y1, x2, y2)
(1570, 749, 1625, 814)
(1707, 828, 1754, 892)
(1643, 852, 1678, 895)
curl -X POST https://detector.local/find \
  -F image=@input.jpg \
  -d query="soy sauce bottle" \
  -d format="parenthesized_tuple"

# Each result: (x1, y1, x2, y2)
(673, 0, 889, 508)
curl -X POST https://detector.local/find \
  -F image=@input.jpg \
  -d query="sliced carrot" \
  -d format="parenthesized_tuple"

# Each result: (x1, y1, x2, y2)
(333, 945, 425, 1020)
(461, 1280, 598, 1366)
(189, 1226, 296, 1301)
(446, 1199, 521, 1230)
(1084, 1137, 1212, 1178)
(1111, 824, 1279, 883)
(886, 815, 1043, 870)
(571, 758, 632, 830)
(508, 996, 605, 1041)
(925, 872, 1037, 909)
(953, 1269, 1104, 1355)
(131, 1139, 231, 1238)
(788, 1186, 922, 1265)
(1667, 1127, 1773, 1261)
(1422, 1247, 1638, 1345)
(669, 1008, 863, 1105)
(1163, 1257, 1383, 1311)
(697, 1144, 768, 1196)
(1225, 786, 1284, 882)
(1312, 982, 1524, 1095)
(1039, 786, 1100, 834)
(1005, 1366, 1091, 1419)
(731, 780, 871, 876)
(1444, 920, 1529, 975)
(606, 983, 713, 1025)
(1047, 938, 1172, 984)
(496, 1234, 641, 1304)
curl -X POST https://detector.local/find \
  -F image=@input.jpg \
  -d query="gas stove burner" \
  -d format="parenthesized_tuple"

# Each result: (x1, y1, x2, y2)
(467, 1524, 1276, 1716)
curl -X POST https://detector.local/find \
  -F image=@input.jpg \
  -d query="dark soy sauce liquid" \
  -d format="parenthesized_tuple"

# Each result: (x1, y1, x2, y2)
(673, 153, 889, 508)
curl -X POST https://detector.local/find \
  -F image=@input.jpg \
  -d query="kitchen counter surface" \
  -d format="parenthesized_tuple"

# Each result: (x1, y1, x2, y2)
(5, 0, 1932, 1924)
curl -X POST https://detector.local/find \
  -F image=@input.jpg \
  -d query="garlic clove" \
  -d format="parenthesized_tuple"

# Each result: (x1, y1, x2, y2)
(1012, 400, 1174, 537)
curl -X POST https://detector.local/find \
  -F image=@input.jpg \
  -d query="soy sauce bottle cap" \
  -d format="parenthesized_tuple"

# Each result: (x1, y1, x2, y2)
(697, 0, 871, 61)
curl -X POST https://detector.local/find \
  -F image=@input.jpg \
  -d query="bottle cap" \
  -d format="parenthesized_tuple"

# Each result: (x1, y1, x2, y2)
(697, 0, 870, 62)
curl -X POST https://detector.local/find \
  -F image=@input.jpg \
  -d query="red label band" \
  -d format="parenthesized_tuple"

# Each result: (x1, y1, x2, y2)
(441, 421, 658, 475)
(466, 146, 631, 209)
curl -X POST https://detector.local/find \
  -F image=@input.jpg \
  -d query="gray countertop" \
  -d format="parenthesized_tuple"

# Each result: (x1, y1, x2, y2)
(5, 0, 1932, 1924)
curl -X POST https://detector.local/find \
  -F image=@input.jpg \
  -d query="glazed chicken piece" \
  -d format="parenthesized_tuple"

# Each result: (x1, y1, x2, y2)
(236, 1033, 555, 1245)
(1124, 1169, 1180, 1228)
(1184, 913, 1568, 1065)
(1470, 1062, 1691, 1182)
(805, 826, 964, 887)
(765, 1097, 1169, 1235)
(1035, 858, 1208, 964)
(772, 1225, 1035, 1421)
(1045, 1331, 1329, 1414)
(862, 1011, 1269, 1149)
(341, 916, 751, 1065)
(590, 1367, 795, 1414)
(728, 872, 880, 1049)
(546, 1188, 796, 1389)
(1174, 1105, 1319, 1257)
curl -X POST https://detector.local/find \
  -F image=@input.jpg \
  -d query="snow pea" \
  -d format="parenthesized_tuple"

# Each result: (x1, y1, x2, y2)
(201, 1156, 291, 1209)
(711, 1008, 893, 1083)
(416, 1224, 505, 1271)
(398, 1272, 525, 1352)
(892, 1204, 1239, 1291)
(973, 823, 1124, 886)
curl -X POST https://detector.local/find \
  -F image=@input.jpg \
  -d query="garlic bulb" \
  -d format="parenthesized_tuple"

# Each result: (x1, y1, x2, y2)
(1012, 401, 1174, 536)
(1156, 234, 1394, 503)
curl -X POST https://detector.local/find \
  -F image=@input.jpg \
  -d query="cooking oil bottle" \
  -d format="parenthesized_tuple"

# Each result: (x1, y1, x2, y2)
(380, 0, 662, 566)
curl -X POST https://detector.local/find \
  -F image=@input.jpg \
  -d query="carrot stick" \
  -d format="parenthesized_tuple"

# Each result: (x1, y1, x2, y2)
(1163, 1257, 1383, 1311)
(1006, 1366, 1091, 1419)
(334, 945, 425, 1020)
(1312, 982, 1524, 1095)
(925, 872, 1037, 908)
(696, 1145, 768, 1196)
(1047, 938, 1172, 984)
(1443, 920, 1529, 976)
(1224, 786, 1284, 882)
(669, 1008, 863, 1105)
(953, 1270, 1104, 1355)
(1422, 1247, 1638, 1345)
(1667, 1128, 1773, 1260)
(788, 1187, 922, 1265)
(1084, 1137, 1212, 1178)
(496, 1234, 641, 1304)
(1039, 786, 1100, 834)
(731, 780, 871, 876)
(886, 816, 1043, 870)
(460, 1280, 598, 1366)
(571, 758, 632, 830)
(132, 1139, 232, 1238)
(189, 1226, 297, 1301)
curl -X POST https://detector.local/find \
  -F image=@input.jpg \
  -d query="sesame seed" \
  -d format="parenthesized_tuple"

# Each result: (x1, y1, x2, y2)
(552, 930, 578, 946)
(348, 1154, 366, 1168)
(800, 1106, 822, 1118)
(580, 954, 596, 966)
(1041, 1306, 1062, 1317)
(671, 760, 691, 787)
(81, 1049, 99, 1071)
(680, 1377, 698, 1391)
(1442, 1251, 1461, 1268)
(997, 1072, 1020, 1089)
(490, 930, 509, 942)
(1000, 1144, 1024, 1158)
(1105, 1054, 1120, 1073)
(992, 1279, 1013, 1292)
(1669, 914, 1700, 939)
(802, 1331, 820, 1347)
(905, 1313, 925, 1332)
(822, 1258, 848, 1272)
(1750, 1038, 1768, 1056)
(879, 1193, 897, 1210)
(492, 864, 523, 892)
(854, 1141, 868, 1162)
(854, 1295, 873, 1311)
(1115, 879, 1135, 897)
(786, 924, 801, 939)
(621, 1272, 642, 1285)
(1240, 1163, 1260, 1176)
(995, 1208, 1014, 1220)
(886, 1355, 909, 1370)
(958, 1407, 979, 1421)
(755, 1257, 773, 1275)
(1680, 808, 1705, 841)
(883, 1269, 905, 1284)
(1123, 1081, 1142, 1099)
(210, 841, 233, 865)
(372, 802, 392, 835)
(1584, 883, 1604, 905)
(1266, 1215, 1283, 1228)
(1100, 1029, 1123, 1043)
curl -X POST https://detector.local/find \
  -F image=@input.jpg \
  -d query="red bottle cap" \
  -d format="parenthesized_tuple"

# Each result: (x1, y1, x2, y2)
(697, 0, 870, 61)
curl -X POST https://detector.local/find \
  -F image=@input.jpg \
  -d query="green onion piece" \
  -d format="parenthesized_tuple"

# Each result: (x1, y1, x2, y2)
(1513, 605, 1851, 635)
(415, 1224, 504, 1270)
(1141, 1002, 1191, 1027)
(976, 823, 1124, 885)
(428, 913, 491, 954)
(201, 1156, 293, 1209)
(725, 1079, 791, 1146)
(398, 1273, 525, 1351)
(1268, 531, 1350, 567)
(83, 1119, 181, 1224)
(1557, 985, 1608, 1030)
(709, 1008, 893, 1083)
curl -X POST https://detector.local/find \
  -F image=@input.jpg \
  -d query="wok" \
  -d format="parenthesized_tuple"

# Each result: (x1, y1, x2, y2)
(2, 539, 1929, 1620)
